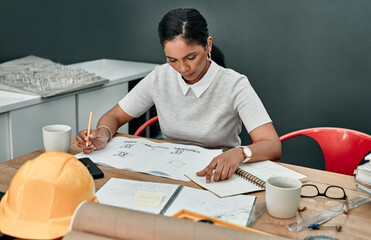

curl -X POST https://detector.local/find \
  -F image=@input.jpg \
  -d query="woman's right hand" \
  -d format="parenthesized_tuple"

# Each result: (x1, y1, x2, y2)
(76, 128, 110, 154)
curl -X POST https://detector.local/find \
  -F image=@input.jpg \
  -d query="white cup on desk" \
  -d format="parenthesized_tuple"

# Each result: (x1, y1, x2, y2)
(265, 176, 302, 219)
(42, 125, 71, 153)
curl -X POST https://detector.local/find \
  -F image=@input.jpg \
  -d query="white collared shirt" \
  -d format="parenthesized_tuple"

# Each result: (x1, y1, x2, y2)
(177, 61, 219, 98)
(119, 61, 271, 149)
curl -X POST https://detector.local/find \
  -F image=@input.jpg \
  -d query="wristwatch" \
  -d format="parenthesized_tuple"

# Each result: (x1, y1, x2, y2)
(239, 146, 252, 163)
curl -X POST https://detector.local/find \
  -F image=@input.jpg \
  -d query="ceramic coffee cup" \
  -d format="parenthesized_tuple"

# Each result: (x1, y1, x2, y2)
(42, 125, 71, 153)
(265, 176, 302, 219)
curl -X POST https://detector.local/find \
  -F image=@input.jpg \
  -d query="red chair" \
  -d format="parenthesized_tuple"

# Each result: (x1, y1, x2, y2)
(134, 116, 159, 136)
(280, 127, 371, 175)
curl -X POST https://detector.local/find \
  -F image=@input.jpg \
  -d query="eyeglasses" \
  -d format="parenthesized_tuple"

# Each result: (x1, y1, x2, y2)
(301, 184, 349, 214)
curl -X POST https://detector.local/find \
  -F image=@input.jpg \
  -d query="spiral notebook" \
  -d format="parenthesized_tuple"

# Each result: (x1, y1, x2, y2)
(185, 160, 307, 197)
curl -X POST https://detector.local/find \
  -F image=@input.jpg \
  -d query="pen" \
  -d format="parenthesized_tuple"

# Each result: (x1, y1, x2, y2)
(86, 112, 93, 147)
(308, 224, 342, 232)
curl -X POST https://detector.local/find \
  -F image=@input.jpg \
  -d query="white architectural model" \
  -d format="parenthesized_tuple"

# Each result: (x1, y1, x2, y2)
(0, 56, 108, 97)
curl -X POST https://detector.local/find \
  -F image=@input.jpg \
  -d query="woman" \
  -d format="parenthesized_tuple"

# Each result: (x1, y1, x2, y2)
(76, 8, 281, 183)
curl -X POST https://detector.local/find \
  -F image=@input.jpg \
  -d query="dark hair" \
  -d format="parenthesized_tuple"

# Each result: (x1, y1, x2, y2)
(158, 8, 225, 67)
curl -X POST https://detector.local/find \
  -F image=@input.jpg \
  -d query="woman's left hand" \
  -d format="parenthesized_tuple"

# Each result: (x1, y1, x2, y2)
(196, 147, 244, 183)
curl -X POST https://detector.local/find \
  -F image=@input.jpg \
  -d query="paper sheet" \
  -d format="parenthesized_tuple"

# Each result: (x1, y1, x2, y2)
(95, 178, 179, 214)
(164, 186, 256, 226)
(76, 136, 222, 181)
(95, 178, 256, 227)
(131, 191, 165, 207)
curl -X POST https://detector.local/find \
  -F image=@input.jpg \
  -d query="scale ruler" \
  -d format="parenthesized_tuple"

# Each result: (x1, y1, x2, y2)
(287, 195, 371, 232)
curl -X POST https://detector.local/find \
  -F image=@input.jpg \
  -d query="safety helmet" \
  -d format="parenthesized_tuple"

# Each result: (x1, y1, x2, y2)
(0, 152, 98, 239)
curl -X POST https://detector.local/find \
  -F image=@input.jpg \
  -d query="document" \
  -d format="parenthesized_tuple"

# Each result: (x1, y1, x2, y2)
(186, 160, 307, 197)
(354, 160, 371, 195)
(75, 136, 222, 181)
(356, 184, 371, 195)
(96, 178, 256, 227)
(354, 160, 371, 186)
(95, 178, 181, 215)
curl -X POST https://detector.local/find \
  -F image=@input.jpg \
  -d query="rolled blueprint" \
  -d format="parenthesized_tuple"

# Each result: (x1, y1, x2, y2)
(63, 201, 285, 240)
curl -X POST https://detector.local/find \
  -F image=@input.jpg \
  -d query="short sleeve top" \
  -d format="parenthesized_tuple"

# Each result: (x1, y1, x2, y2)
(119, 61, 271, 149)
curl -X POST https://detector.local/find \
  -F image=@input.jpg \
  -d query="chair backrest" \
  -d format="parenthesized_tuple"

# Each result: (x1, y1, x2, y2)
(134, 116, 159, 136)
(280, 127, 371, 175)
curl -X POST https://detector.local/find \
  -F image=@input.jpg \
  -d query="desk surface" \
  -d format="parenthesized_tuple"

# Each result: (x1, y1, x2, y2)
(0, 134, 370, 240)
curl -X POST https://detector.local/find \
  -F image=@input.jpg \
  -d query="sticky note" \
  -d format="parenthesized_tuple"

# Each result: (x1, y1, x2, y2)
(131, 191, 165, 208)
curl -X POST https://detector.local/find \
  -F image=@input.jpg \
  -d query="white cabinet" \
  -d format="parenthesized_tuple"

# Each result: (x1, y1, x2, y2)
(77, 82, 129, 134)
(10, 95, 77, 159)
(0, 59, 158, 161)
(0, 113, 10, 163)
(8, 82, 130, 160)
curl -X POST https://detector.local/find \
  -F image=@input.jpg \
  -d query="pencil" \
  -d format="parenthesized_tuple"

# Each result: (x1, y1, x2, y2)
(86, 112, 93, 146)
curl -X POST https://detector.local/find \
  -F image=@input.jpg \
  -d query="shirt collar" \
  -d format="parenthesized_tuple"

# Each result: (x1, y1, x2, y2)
(177, 61, 219, 98)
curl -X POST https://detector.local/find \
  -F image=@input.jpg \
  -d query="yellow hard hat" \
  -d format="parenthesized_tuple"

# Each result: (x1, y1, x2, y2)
(0, 152, 98, 239)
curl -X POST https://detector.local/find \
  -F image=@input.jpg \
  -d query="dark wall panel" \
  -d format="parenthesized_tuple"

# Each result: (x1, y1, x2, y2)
(1, 0, 370, 169)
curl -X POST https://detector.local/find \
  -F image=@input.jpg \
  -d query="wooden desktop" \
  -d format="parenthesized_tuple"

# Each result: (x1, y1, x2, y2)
(0, 133, 370, 240)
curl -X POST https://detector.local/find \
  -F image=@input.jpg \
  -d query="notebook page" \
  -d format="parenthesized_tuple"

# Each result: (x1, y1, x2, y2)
(239, 160, 307, 182)
(185, 172, 263, 198)
(185, 160, 306, 197)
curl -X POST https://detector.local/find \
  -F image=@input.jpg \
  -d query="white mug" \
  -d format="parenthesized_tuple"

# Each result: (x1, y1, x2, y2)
(42, 125, 71, 153)
(265, 176, 302, 219)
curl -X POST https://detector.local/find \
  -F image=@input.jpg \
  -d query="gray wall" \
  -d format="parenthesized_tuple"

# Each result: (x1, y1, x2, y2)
(1, 0, 370, 170)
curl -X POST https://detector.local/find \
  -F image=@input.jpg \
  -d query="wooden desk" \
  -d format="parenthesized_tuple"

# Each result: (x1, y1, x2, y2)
(1, 134, 370, 240)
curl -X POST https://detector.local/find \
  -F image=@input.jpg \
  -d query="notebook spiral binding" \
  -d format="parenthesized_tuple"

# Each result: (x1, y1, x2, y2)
(235, 168, 266, 188)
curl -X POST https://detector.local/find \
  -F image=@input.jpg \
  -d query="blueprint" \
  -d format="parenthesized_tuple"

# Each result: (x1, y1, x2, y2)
(75, 136, 222, 181)
(96, 178, 256, 227)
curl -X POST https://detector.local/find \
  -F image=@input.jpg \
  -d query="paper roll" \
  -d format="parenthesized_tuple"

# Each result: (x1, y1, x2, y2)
(64, 202, 285, 240)
(64, 231, 114, 240)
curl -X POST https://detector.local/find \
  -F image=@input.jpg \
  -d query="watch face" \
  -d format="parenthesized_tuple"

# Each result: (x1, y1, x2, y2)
(243, 147, 252, 158)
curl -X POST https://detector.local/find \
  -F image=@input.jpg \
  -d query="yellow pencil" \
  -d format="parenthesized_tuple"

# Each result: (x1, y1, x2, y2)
(86, 112, 93, 147)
